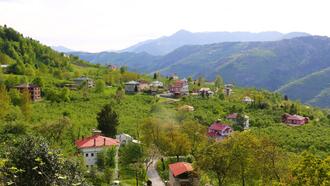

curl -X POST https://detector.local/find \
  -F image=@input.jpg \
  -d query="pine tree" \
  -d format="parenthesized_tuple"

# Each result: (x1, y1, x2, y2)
(97, 104, 119, 137)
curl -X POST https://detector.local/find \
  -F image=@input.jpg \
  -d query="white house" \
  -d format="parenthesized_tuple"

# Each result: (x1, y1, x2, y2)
(115, 133, 140, 145)
(124, 81, 140, 93)
(150, 80, 164, 88)
(73, 76, 95, 88)
(242, 96, 254, 103)
(75, 130, 119, 168)
(0, 64, 9, 68)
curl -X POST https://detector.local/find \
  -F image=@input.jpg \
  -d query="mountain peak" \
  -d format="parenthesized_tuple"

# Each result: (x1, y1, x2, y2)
(173, 29, 192, 36)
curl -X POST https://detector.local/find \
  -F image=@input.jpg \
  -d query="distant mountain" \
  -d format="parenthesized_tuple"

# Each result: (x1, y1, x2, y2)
(73, 36, 330, 107)
(122, 30, 310, 55)
(51, 45, 74, 53)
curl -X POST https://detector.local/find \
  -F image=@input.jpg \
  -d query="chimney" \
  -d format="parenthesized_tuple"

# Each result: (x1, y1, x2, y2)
(104, 138, 106, 146)
(94, 138, 96, 146)
(92, 129, 102, 136)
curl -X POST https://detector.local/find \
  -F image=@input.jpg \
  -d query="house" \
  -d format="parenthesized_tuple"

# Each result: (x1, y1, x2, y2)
(199, 88, 214, 97)
(107, 64, 117, 71)
(207, 120, 233, 140)
(282, 113, 309, 126)
(170, 74, 179, 80)
(138, 80, 150, 91)
(226, 113, 250, 130)
(150, 80, 164, 94)
(225, 84, 234, 89)
(115, 133, 140, 145)
(224, 87, 232, 96)
(75, 130, 119, 168)
(124, 81, 140, 93)
(0, 64, 9, 68)
(242, 96, 254, 103)
(168, 162, 199, 186)
(169, 79, 189, 96)
(178, 105, 194, 112)
(14, 84, 41, 101)
(73, 76, 94, 88)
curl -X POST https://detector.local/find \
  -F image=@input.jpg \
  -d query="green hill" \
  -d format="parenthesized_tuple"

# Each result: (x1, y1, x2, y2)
(73, 36, 330, 107)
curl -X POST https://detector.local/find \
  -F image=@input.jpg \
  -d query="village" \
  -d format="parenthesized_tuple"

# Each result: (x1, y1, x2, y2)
(10, 71, 308, 186)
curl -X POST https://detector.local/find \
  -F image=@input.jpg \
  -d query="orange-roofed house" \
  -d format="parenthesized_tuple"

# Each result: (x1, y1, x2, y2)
(75, 130, 119, 168)
(168, 162, 199, 186)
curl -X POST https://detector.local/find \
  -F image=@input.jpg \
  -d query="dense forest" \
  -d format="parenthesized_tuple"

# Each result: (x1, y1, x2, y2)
(0, 26, 329, 186)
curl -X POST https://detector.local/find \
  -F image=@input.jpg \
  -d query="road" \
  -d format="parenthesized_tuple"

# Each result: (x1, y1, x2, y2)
(147, 159, 165, 186)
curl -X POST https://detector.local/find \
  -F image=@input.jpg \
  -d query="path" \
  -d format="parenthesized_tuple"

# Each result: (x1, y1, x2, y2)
(113, 146, 119, 180)
(147, 159, 165, 186)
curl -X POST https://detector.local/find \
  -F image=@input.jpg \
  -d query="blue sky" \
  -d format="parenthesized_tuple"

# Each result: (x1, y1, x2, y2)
(0, 0, 329, 52)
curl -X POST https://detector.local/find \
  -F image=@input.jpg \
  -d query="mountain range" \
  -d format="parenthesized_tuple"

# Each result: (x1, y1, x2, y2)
(122, 30, 310, 55)
(71, 35, 330, 108)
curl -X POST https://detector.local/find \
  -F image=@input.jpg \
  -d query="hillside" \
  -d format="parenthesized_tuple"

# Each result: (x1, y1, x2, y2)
(122, 30, 310, 55)
(74, 36, 330, 107)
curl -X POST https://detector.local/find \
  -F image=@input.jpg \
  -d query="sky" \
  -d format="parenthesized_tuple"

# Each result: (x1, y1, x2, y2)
(0, 0, 329, 52)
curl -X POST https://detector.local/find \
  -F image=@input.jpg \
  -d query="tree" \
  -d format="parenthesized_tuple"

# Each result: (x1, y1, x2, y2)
(120, 66, 128, 74)
(196, 141, 234, 186)
(95, 79, 105, 93)
(0, 136, 86, 186)
(20, 88, 32, 119)
(97, 103, 119, 137)
(197, 76, 205, 86)
(96, 147, 116, 170)
(214, 75, 224, 88)
(114, 86, 124, 102)
(0, 84, 11, 119)
(32, 77, 44, 88)
(292, 152, 330, 185)
(153, 72, 158, 80)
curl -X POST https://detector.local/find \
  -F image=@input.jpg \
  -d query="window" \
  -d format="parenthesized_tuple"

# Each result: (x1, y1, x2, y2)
(91, 153, 94, 157)
(85, 153, 89, 157)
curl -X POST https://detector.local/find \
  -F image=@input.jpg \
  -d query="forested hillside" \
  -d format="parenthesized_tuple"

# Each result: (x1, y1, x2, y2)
(73, 36, 330, 107)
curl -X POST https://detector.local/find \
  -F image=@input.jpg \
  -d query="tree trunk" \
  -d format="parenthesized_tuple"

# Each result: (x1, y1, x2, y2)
(176, 155, 179, 162)
(136, 170, 139, 186)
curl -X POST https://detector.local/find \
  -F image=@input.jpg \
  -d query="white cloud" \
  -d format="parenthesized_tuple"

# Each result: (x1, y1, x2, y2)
(0, 0, 329, 52)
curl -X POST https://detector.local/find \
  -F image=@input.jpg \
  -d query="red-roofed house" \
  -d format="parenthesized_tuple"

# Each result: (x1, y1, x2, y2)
(282, 113, 309, 126)
(169, 79, 189, 96)
(75, 130, 119, 168)
(208, 120, 233, 140)
(168, 162, 198, 186)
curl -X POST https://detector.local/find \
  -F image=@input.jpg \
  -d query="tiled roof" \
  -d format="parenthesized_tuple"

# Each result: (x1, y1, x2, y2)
(209, 123, 231, 131)
(75, 134, 119, 149)
(169, 162, 193, 177)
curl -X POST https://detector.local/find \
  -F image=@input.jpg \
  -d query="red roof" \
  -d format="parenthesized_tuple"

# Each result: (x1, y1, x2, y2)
(209, 123, 231, 131)
(286, 114, 306, 121)
(169, 162, 193, 177)
(75, 134, 119, 149)
(226, 113, 238, 119)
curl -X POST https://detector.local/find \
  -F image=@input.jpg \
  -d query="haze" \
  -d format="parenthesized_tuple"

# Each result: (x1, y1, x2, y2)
(0, 0, 329, 52)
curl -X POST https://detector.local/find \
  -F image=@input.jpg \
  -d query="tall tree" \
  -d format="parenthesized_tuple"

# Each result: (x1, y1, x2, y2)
(214, 75, 224, 88)
(97, 103, 119, 137)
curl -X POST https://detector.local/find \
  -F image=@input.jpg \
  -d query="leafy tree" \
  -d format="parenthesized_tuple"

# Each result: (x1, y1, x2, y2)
(0, 84, 11, 119)
(197, 76, 205, 86)
(96, 147, 116, 170)
(32, 77, 44, 88)
(120, 66, 127, 74)
(97, 103, 119, 137)
(60, 87, 71, 102)
(95, 79, 105, 93)
(0, 136, 86, 186)
(114, 86, 124, 102)
(292, 152, 330, 185)
(214, 75, 224, 88)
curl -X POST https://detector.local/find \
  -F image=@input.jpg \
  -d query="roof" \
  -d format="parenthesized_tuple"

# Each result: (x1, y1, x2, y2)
(74, 77, 92, 81)
(75, 134, 119, 149)
(209, 122, 231, 131)
(199, 87, 211, 91)
(125, 81, 140, 85)
(169, 162, 193, 177)
(226, 113, 238, 119)
(286, 114, 307, 121)
(14, 84, 39, 88)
